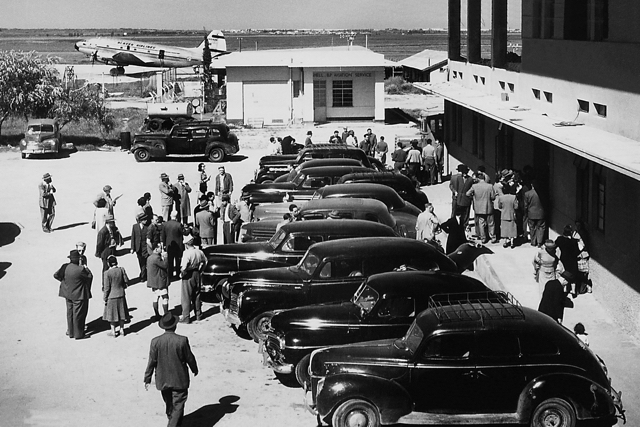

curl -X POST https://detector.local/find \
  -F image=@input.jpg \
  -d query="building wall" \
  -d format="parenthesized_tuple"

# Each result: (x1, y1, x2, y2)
(445, 99, 640, 336)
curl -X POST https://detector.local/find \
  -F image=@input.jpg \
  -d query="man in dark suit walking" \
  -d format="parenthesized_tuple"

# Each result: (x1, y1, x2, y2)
(524, 183, 546, 247)
(144, 313, 198, 427)
(449, 164, 473, 229)
(162, 211, 184, 280)
(54, 250, 93, 340)
(130, 214, 149, 281)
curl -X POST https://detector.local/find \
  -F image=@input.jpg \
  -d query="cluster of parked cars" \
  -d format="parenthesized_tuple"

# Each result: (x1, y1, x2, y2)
(197, 143, 624, 427)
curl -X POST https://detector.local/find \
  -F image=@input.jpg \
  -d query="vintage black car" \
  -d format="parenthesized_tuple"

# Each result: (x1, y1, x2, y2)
(338, 171, 429, 211)
(242, 198, 414, 242)
(131, 121, 239, 162)
(20, 119, 75, 159)
(262, 270, 493, 386)
(306, 296, 624, 427)
(273, 158, 367, 183)
(242, 165, 372, 206)
(254, 144, 375, 184)
(221, 238, 489, 341)
(200, 219, 397, 299)
(312, 183, 422, 216)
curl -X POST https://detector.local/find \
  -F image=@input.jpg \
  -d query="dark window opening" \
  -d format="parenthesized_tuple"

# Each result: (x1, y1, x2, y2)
(594, 103, 607, 118)
(578, 99, 589, 113)
(332, 80, 353, 107)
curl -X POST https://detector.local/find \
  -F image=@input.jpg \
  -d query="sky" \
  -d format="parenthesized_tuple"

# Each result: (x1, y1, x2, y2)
(5, 0, 522, 30)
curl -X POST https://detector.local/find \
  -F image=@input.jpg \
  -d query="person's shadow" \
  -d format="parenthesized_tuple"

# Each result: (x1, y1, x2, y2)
(182, 396, 239, 427)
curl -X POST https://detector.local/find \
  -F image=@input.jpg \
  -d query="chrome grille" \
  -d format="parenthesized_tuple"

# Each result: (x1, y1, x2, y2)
(229, 293, 239, 315)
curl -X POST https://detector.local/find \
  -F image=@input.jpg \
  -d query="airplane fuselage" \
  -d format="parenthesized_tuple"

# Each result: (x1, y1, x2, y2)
(74, 31, 227, 69)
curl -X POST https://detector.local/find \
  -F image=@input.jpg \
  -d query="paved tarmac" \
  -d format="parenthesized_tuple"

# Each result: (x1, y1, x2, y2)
(423, 171, 639, 426)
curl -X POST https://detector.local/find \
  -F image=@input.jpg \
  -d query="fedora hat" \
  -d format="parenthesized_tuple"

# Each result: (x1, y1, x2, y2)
(457, 164, 469, 173)
(158, 313, 179, 330)
(160, 172, 169, 179)
(42, 172, 52, 180)
(67, 250, 81, 261)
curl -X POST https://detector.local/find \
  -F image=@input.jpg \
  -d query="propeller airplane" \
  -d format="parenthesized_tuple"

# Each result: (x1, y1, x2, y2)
(74, 30, 229, 75)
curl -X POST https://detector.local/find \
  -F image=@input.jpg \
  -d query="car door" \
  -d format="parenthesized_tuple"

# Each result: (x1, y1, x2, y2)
(306, 257, 367, 306)
(168, 127, 190, 154)
(472, 331, 527, 413)
(409, 332, 477, 413)
(190, 126, 210, 154)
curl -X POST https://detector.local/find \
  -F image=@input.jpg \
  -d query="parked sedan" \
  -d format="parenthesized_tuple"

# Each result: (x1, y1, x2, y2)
(338, 171, 429, 210)
(273, 158, 367, 183)
(200, 219, 397, 300)
(220, 238, 490, 341)
(312, 183, 422, 216)
(262, 270, 494, 386)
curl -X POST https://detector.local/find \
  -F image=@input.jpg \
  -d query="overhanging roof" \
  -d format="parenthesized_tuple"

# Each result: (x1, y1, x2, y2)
(217, 46, 386, 68)
(419, 82, 640, 182)
(398, 49, 448, 72)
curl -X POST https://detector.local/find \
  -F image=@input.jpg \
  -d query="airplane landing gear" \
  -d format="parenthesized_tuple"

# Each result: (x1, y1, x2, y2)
(109, 67, 125, 76)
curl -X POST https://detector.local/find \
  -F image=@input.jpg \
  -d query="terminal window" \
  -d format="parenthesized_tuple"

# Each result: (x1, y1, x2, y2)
(332, 80, 353, 107)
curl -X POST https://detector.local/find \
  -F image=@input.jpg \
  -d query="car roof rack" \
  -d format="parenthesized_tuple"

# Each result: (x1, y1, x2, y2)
(428, 291, 524, 323)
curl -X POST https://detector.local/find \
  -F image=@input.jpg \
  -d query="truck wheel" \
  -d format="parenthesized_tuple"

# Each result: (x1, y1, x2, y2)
(134, 148, 151, 162)
(530, 398, 576, 427)
(208, 147, 225, 163)
(247, 311, 274, 342)
(295, 353, 312, 389)
(332, 399, 380, 427)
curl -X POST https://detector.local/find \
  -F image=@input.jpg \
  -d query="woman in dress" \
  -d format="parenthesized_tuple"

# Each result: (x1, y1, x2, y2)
(103, 255, 130, 338)
(498, 184, 518, 248)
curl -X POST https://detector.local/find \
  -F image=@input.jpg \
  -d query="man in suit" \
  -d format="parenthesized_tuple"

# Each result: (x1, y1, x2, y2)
(219, 195, 240, 244)
(179, 235, 207, 323)
(214, 166, 234, 203)
(54, 250, 93, 340)
(524, 183, 546, 247)
(449, 164, 473, 228)
(130, 214, 149, 281)
(147, 242, 169, 320)
(175, 173, 192, 225)
(39, 172, 56, 232)
(194, 200, 217, 246)
(466, 173, 497, 244)
(144, 313, 198, 427)
(162, 211, 184, 280)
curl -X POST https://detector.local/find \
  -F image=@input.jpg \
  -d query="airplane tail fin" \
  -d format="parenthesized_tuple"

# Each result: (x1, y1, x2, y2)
(197, 30, 228, 55)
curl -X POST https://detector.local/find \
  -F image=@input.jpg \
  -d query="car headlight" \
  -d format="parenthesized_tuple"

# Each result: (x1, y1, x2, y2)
(20, 139, 26, 146)
(43, 138, 57, 147)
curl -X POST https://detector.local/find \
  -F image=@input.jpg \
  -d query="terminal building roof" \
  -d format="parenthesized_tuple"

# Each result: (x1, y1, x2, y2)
(216, 46, 386, 68)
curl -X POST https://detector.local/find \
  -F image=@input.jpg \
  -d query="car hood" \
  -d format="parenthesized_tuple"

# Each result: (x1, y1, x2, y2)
(271, 301, 358, 331)
(310, 338, 408, 374)
(229, 265, 302, 285)
(204, 242, 272, 257)
(24, 132, 56, 142)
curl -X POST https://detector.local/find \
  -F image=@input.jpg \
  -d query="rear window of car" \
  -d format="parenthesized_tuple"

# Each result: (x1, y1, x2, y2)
(477, 332, 521, 359)
(421, 333, 473, 360)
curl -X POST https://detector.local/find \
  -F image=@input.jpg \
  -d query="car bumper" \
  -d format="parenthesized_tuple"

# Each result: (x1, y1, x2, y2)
(259, 340, 294, 374)
(22, 148, 57, 154)
(221, 305, 241, 326)
(304, 390, 318, 415)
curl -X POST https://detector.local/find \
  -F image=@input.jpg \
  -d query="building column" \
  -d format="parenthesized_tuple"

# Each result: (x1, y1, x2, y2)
(467, 0, 482, 63)
(448, 0, 461, 60)
(491, 0, 508, 68)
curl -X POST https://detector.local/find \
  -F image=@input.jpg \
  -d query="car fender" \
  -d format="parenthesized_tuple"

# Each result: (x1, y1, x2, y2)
(237, 286, 304, 325)
(518, 373, 616, 422)
(132, 141, 166, 157)
(316, 373, 412, 424)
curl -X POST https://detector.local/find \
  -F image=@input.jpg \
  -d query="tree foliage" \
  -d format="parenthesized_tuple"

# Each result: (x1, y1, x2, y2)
(53, 83, 116, 134)
(0, 50, 62, 135)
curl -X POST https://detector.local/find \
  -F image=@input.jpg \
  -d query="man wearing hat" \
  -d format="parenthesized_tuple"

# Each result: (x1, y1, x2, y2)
(194, 199, 217, 246)
(144, 312, 199, 427)
(76, 241, 88, 266)
(220, 194, 239, 244)
(93, 185, 117, 217)
(179, 235, 207, 323)
(96, 215, 123, 274)
(38, 172, 56, 233)
(147, 242, 169, 319)
(159, 173, 176, 225)
(449, 164, 473, 228)
(54, 250, 93, 339)
(175, 173, 192, 225)
(162, 211, 184, 280)
(131, 215, 149, 282)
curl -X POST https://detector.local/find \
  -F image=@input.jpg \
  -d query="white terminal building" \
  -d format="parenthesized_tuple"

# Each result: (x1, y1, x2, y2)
(217, 46, 386, 126)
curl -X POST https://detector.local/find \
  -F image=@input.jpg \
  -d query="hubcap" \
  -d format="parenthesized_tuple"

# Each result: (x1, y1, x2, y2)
(346, 411, 368, 427)
(542, 409, 562, 427)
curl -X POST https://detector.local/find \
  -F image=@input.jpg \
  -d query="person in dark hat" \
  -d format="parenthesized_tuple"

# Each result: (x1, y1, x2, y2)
(573, 322, 589, 346)
(159, 172, 176, 225)
(54, 250, 93, 339)
(96, 215, 123, 274)
(38, 172, 56, 232)
(94, 184, 118, 217)
(538, 279, 568, 324)
(175, 173, 192, 225)
(131, 213, 149, 282)
(194, 198, 217, 246)
(144, 312, 199, 427)
(449, 164, 473, 227)
(179, 235, 207, 323)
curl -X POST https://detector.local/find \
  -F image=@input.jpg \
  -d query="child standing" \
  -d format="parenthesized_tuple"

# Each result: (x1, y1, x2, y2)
(573, 322, 589, 347)
(103, 255, 130, 337)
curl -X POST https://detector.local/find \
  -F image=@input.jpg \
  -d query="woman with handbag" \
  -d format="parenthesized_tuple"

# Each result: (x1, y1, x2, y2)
(103, 255, 130, 338)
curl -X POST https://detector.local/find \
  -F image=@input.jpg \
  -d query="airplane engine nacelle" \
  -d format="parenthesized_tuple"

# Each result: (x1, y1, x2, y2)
(109, 67, 125, 76)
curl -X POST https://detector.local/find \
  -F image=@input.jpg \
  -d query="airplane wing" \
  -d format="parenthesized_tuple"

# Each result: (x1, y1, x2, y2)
(112, 52, 155, 67)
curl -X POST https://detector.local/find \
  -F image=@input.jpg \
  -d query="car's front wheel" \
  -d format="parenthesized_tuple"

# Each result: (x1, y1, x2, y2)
(208, 147, 225, 162)
(332, 399, 380, 427)
(247, 311, 274, 342)
(295, 353, 312, 389)
(531, 398, 576, 427)
(134, 148, 151, 162)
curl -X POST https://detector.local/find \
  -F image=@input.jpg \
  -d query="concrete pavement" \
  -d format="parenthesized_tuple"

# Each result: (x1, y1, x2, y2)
(423, 175, 638, 426)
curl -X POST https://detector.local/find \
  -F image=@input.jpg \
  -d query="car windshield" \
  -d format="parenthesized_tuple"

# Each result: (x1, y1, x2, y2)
(401, 321, 424, 355)
(292, 172, 307, 187)
(268, 228, 287, 250)
(351, 283, 379, 315)
(28, 124, 54, 133)
(297, 252, 320, 277)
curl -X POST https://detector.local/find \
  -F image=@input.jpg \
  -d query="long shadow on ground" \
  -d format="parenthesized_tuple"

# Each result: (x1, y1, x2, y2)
(53, 222, 89, 231)
(0, 223, 21, 248)
(0, 262, 11, 281)
(182, 396, 239, 427)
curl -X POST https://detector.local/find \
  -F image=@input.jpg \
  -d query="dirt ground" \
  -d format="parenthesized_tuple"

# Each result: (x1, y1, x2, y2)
(0, 120, 425, 427)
